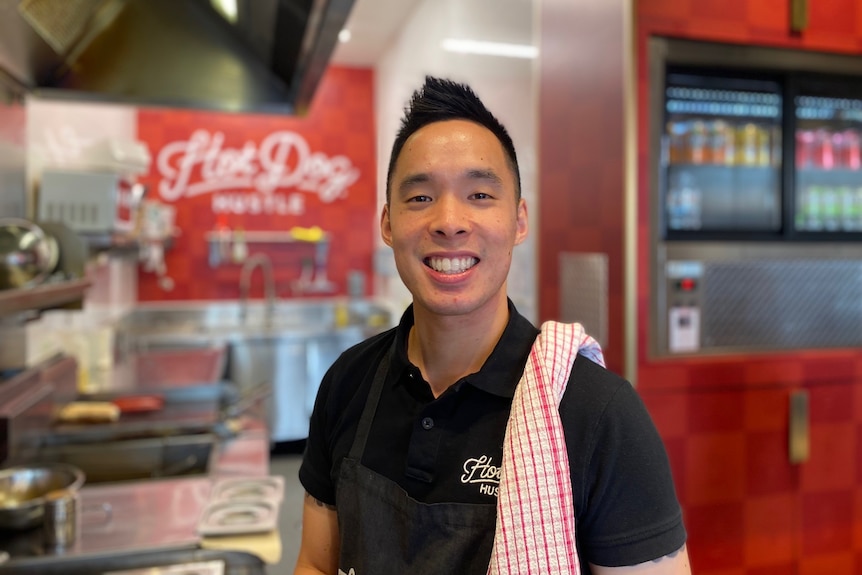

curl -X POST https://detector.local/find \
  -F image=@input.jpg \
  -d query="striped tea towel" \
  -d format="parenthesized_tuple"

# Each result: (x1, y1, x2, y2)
(488, 321, 605, 574)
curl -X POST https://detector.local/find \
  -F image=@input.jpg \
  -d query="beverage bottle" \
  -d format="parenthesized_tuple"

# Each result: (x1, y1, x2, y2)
(815, 128, 834, 169)
(724, 122, 737, 165)
(806, 185, 822, 230)
(796, 129, 815, 168)
(821, 185, 839, 231)
(709, 120, 727, 165)
(843, 128, 860, 170)
(739, 123, 759, 165)
(831, 130, 846, 169)
(678, 172, 701, 230)
(756, 125, 771, 166)
(667, 120, 690, 164)
(839, 186, 855, 231)
(690, 121, 707, 164)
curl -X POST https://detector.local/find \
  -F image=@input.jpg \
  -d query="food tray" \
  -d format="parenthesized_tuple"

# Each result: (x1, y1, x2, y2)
(196, 500, 278, 536)
(210, 476, 284, 503)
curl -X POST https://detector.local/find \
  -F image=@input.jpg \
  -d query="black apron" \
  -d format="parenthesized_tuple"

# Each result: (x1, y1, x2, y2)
(335, 347, 498, 575)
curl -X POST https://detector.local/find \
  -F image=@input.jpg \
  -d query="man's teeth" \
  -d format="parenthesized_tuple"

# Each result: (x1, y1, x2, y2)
(428, 257, 478, 274)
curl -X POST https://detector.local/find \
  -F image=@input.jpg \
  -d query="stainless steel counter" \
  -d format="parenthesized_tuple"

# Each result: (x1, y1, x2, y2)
(0, 418, 271, 565)
(0, 348, 274, 570)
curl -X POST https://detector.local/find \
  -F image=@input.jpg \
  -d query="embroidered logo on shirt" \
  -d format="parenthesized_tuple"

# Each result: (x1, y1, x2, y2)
(461, 455, 501, 497)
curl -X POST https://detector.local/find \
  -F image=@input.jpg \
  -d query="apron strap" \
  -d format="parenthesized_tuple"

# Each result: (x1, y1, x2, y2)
(348, 341, 394, 461)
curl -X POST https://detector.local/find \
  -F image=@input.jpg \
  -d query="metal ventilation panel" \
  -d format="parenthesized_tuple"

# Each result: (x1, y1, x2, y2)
(560, 252, 608, 348)
(701, 259, 862, 350)
(17, 0, 110, 56)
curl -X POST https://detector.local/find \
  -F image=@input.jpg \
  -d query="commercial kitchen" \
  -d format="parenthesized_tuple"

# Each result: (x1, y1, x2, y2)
(2, 0, 862, 573)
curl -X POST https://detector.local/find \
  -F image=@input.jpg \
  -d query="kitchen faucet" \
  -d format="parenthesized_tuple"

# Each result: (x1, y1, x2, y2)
(239, 253, 276, 323)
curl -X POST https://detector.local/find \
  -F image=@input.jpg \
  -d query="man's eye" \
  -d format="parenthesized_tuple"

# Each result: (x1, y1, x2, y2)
(408, 195, 432, 202)
(471, 192, 493, 200)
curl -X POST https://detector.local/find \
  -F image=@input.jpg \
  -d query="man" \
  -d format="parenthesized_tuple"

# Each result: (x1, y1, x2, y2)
(295, 76, 690, 574)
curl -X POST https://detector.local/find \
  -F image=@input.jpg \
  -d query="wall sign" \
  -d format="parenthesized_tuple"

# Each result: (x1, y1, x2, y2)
(134, 66, 377, 301)
(155, 128, 361, 216)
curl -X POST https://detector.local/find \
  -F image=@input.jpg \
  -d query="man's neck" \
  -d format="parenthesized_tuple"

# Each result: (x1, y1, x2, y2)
(408, 299, 510, 398)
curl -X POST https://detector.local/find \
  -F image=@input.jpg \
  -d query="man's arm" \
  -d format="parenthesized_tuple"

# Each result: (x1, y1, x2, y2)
(590, 544, 691, 575)
(293, 492, 340, 575)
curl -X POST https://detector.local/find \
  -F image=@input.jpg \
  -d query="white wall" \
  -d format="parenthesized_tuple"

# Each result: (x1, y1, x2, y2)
(372, 0, 539, 323)
(26, 98, 141, 314)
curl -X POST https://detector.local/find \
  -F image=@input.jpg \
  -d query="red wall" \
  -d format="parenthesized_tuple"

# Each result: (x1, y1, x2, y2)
(538, 0, 626, 373)
(634, 1, 862, 573)
(540, 0, 862, 572)
(135, 67, 376, 301)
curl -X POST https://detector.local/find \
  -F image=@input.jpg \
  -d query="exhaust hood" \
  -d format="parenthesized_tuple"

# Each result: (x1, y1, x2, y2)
(0, 0, 355, 115)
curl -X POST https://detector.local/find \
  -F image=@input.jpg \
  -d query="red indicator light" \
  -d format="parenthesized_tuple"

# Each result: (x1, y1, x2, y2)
(678, 278, 697, 291)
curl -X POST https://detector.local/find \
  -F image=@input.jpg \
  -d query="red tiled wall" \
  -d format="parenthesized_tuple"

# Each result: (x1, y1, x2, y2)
(135, 67, 376, 301)
(539, 0, 626, 373)
(635, 1, 862, 573)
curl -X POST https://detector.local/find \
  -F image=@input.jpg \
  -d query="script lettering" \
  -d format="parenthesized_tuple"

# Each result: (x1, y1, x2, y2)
(461, 455, 501, 485)
(156, 129, 360, 203)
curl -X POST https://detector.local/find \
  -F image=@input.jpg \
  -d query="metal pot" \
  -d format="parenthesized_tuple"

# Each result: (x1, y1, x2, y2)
(0, 463, 85, 530)
(0, 218, 59, 290)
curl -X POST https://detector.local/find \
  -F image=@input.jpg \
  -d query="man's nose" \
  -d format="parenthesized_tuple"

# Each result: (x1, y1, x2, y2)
(431, 195, 468, 236)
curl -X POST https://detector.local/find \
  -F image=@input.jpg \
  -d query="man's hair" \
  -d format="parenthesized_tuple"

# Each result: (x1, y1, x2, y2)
(385, 76, 521, 203)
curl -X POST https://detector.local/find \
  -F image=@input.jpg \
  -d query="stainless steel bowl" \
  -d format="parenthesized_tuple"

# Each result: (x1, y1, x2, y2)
(0, 218, 59, 290)
(0, 463, 85, 530)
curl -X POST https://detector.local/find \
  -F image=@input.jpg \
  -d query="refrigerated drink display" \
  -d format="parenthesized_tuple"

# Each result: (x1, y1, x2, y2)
(662, 73, 783, 234)
(795, 95, 862, 232)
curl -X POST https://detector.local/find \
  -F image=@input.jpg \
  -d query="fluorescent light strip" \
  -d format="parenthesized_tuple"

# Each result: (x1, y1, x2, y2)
(441, 39, 538, 59)
(210, 0, 238, 24)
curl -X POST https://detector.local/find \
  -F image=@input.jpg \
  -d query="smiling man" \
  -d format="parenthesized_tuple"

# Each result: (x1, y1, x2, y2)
(294, 76, 690, 575)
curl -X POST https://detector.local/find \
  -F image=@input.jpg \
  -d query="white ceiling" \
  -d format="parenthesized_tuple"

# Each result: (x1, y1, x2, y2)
(329, 0, 424, 67)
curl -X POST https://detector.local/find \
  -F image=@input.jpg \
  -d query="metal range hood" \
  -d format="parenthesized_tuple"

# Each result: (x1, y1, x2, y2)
(0, 0, 355, 115)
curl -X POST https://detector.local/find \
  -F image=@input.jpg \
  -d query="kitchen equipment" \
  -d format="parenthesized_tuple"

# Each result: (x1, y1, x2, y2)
(197, 500, 278, 536)
(38, 170, 139, 234)
(0, 463, 85, 530)
(211, 476, 284, 503)
(111, 394, 165, 414)
(42, 489, 79, 549)
(0, 218, 59, 290)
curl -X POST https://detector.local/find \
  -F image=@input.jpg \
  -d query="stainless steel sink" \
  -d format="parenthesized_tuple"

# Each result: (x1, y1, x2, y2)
(113, 299, 393, 442)
(114, 298, 391, 335)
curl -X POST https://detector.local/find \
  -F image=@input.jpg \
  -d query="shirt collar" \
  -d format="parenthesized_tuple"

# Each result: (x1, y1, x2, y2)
(390, 300, 539, 399)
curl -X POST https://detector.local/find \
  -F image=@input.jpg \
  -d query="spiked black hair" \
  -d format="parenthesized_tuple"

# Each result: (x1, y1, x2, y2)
(385, 76, 521, 203)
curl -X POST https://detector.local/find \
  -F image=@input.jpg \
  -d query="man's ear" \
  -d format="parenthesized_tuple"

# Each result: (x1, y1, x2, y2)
(514, 198, 528, 246)
(380, 203, 393, 247)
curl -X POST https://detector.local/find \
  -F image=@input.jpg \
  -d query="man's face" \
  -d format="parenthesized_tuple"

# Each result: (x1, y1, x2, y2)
(381, 119, 528, 320)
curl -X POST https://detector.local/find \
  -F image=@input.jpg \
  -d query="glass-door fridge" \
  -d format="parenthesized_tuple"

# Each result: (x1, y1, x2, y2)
(794, 81, 862, 234)
(662, 71, 783, 236)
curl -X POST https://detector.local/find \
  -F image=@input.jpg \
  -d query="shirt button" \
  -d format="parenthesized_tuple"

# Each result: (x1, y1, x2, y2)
(421, 417, 434, 430)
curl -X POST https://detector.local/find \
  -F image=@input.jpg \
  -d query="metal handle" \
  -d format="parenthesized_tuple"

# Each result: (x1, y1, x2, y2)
(788, 389, 810, 464)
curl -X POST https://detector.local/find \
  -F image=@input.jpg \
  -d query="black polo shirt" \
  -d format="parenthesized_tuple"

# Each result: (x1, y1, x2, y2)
(299, 301, 686, 569)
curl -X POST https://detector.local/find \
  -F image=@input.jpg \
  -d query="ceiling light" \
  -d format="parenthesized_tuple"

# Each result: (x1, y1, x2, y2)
(210, 0, 238, 24)
(338, 29, 352, 43)
(441, 39, 538, 59)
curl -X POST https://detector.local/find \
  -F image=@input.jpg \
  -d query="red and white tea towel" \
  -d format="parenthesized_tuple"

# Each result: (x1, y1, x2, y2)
(488, 321, 605, 575)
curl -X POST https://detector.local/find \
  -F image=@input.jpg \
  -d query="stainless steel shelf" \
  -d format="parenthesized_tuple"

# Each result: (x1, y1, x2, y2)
(0, 279, 91, 316)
